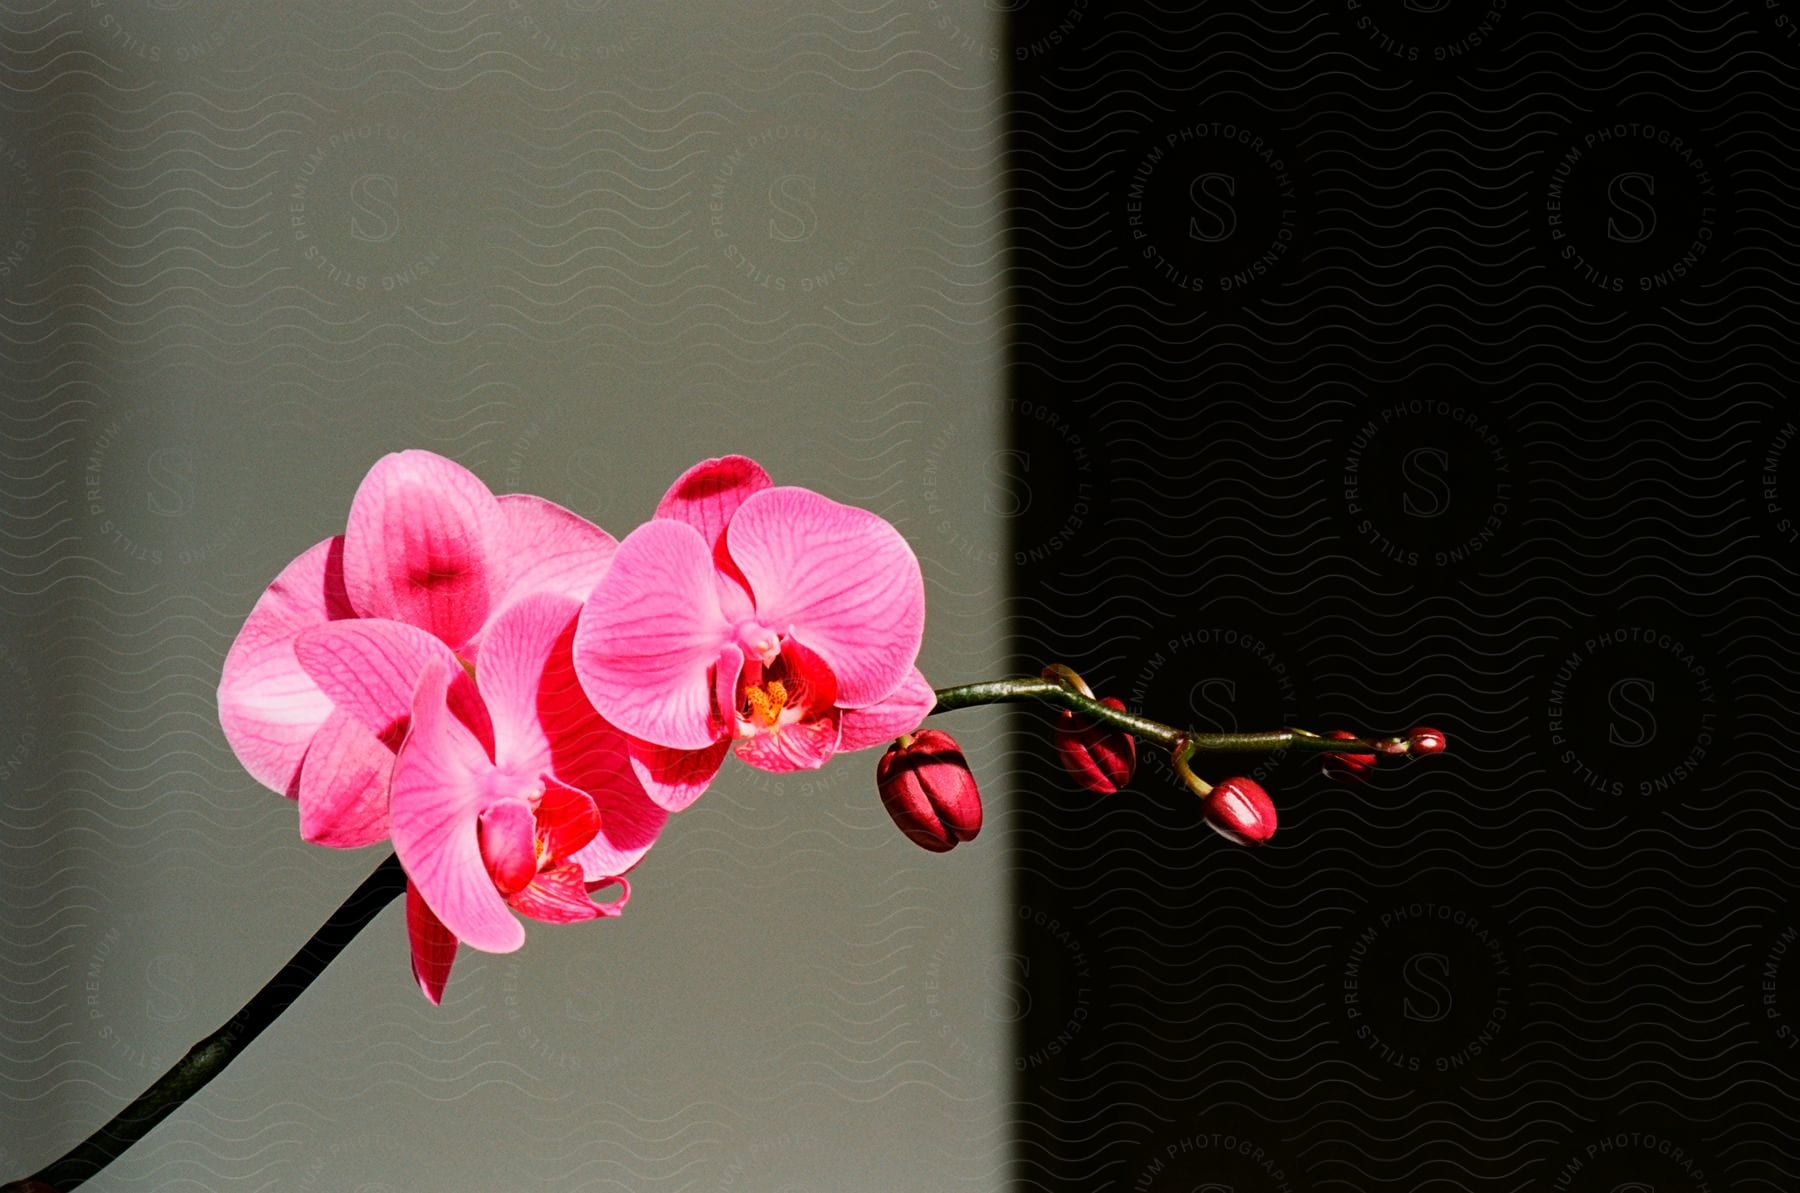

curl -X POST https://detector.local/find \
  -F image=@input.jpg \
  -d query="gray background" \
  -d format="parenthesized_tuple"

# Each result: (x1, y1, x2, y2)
(0, 3, 1011, 1189)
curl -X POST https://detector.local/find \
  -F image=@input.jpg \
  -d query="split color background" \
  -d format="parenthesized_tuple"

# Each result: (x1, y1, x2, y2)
(6, 2, 1800, 1192)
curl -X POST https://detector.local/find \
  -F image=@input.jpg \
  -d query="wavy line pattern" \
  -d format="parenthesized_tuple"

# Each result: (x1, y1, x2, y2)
(1006, 2, 1800, 1191)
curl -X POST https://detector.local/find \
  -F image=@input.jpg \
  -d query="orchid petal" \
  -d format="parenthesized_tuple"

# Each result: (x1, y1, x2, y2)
(838, 667, 937, 752)
(536, 775, 602, 864)
(390, 663, 524, 954)
(478, 494, 617, 653)
(767, 634, 839, 713)
(218, 536, 353, 796)
(406, 882, 459, 1005)
(584, 875, 631, 916)
(296, 708, 394, 848)
(622, 737, 728, 815)
(533, 644, 671, 860)
(655, 455, 772, 559)
(295, 618, 463, 745)
(573, 519, 732, 750)
(482, 596, 672, 860)
(477, 799, 539, 897)
(343, 451, 502, 651)
(474, 593, 582, 774)
(508, 861, 601, 925)
(733, 712, 841, 772)
(724, 486, 925, 709)
(712, 643, 744, 731)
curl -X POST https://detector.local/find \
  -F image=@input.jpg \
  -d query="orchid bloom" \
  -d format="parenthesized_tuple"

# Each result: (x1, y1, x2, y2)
(573, 456, 936, 811)
(296, 593, 667, 1001)
(216, 450, 615, 849)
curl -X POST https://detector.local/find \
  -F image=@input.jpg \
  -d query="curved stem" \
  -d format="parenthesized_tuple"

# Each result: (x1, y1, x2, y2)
(4, 854, 407, 1193)
(7, 675, 1402, 1193)
(930, 677, 1403, 755)
(932, 678, 1182, 746)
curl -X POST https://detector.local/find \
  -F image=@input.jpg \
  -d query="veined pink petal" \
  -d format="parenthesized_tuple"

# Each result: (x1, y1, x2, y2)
(724, 487, 925, 709)
(573, 519, 733, 750)
(655, 455, 772, 571)
(295, 618, 463, 746)
(536, 775, 602, 863)
(406, 882, 458, 1005)
(391, 663, 524, 954)
(838, 667, 937, 752)
(475, 593, 582, 774)
(712, 642, 744, 732)
(486, 599, 673, 859)
(534, 640, 673, 857)
(508, 861, 601, 925)
(734, 713, 840, 772)
(343, 451, 503, 651)
(477, 495, 617, 653)
(296, 708, 394, 848)
(218, 537, 353, 796)
(623, 737, 728, 815)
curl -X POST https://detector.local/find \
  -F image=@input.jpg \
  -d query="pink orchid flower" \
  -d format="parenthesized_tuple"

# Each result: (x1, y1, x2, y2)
(297, 592, 667, 1001)
(216, 450, 615, 849)
(573, 456, 936, 811)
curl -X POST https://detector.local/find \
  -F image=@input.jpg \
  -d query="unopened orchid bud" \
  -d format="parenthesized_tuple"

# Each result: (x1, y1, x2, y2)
(877, 730, 983, 853)
(1202, 776, 1278, 847)
(1320, 729, 1377, 783)
(1053, 697, 1137, 794)
(1407, 726, 1447, 756)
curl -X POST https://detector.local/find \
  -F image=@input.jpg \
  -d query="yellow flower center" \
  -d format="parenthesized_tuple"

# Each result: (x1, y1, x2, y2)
(743, 679, 789, 729)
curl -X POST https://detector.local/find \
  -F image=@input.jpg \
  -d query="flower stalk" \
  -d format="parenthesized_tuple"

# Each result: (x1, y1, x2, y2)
(2, 855, 407, 1193)
(8, 665, 1442, 1193)
(930, 673, 1419, 758)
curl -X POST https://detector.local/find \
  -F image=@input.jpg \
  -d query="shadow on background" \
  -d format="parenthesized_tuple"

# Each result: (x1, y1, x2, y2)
(2, 24, 106, 1167)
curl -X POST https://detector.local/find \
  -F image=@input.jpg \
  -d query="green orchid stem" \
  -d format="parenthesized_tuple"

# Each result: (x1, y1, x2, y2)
(929, 677, 1407, 757)
(5, 854, 407, 1193)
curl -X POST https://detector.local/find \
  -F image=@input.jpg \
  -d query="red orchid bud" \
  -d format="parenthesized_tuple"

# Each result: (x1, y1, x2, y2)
(1319, 729, 1377, 783)
(1202, 776, 1278, 847)
(1408, 725, 1447, 756)
(877, 730, 983, 853)
(1053, 697, 1137, 794)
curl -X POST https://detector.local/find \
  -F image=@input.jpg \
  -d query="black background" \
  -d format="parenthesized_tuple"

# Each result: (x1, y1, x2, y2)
(1005, 3, 1794, 1190)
